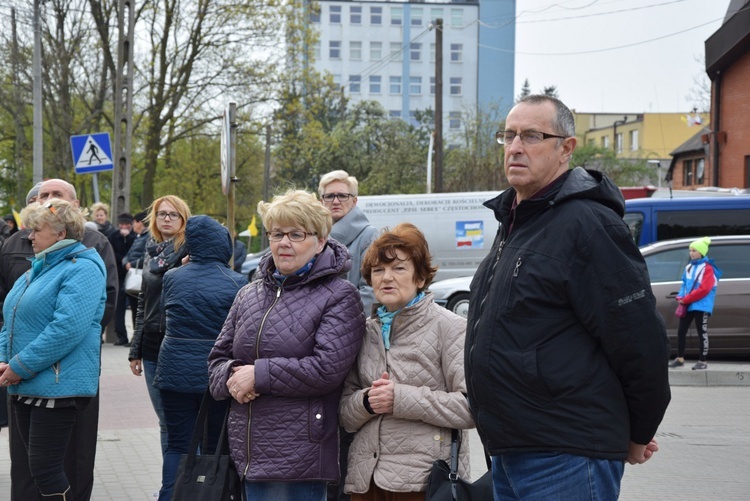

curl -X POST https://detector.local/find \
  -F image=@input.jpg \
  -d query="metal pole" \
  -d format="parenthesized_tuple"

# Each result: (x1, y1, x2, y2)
(434, 18, 444, 193)
(113, 0, 135, 214)
(227, 102, 237, 268)
(426, 132, 434, 193)
(32, 0, 43, 184)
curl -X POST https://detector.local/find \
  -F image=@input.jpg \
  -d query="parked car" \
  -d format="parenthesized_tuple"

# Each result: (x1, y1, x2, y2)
(240, 247, 269, 281)
(431, 235, 750, 356)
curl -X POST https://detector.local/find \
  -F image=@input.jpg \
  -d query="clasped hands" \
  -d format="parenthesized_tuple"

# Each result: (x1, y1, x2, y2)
(367, 372, 395, 415)
(227, 365, 259, 404)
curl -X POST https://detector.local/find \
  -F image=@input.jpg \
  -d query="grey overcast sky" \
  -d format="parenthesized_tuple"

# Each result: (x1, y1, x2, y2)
(511, 0, 729, 113)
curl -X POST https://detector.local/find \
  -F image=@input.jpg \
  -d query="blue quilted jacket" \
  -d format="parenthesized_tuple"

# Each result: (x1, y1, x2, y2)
(208, 239, 366, 482)
(0, 240, 106, 398)
(154, 216, 247, 392)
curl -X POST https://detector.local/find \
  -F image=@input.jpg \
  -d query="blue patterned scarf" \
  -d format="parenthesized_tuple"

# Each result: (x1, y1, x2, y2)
(376, 292, 425, 350)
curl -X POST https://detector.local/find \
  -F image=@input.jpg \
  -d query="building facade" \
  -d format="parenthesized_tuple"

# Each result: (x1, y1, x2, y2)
(309, 0, 515, 131)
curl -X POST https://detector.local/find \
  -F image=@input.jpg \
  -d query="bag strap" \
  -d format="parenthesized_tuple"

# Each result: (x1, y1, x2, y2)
(449, 428, 493, 498)
(184, 388, 232, 483)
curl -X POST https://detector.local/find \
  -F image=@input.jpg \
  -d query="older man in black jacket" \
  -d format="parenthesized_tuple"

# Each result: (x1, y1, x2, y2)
(466, 95, 671, 500)
(0, 179, 118, 501)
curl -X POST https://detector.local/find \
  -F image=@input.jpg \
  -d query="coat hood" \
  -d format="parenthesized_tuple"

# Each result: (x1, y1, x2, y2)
(330, 205, 375, 247)
(185, 215, 233, 264)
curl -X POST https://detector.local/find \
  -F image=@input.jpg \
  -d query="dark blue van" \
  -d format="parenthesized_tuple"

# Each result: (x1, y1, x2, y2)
(624, 196, 750, 247)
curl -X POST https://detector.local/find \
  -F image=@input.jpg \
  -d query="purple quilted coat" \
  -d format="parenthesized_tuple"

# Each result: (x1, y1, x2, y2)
(208, 239, 366, 483)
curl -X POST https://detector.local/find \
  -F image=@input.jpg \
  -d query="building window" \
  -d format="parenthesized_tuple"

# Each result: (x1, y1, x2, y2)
(330, 5, 341, 24)
(332, 74, 341, 87)
(449, 112, 461, 129)
(310, 6, 320, 23)
(683, 159, 693, 185)
(410, 43, 421, 62)
(587, 138, 596, 147)
(449, 77, 462, 96)
(349, 75, 361, 94)
(411, 7, 423, 26)
(630, 130, 639, 151)
(389, 76, 402, 94)
(601, 136, 609, 149)
(615, 133, 623, 153)
(350, 41, 362, 61)
(391, 7, 403, 25)
(746, 155, 750, 188)
(350, 5, 362, 24)
(451, 8, 463, 27)
(370, 41, 382, 61)
(390, 42, 402, 61)
(696, 158, 705, 184)
(312, 41, 320, 60)
(371, 6, 382, 25)
(390, 110, 401, 119)
(329, 41, 341, 59)
(431, 8, 444, 22)
(450, 44, 463, 63)
(409, 110, 417, 125)
(430, 77, 436, 95)
(369, 75, 382, 94)
(430, 43, 436, 63)
(409, 76, 421, 95)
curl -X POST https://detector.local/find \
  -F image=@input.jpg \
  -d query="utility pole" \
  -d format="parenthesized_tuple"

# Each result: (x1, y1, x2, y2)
(434, 18, 444, 193)
(33, 0, 43, 184)
(113, 0, 135, 214)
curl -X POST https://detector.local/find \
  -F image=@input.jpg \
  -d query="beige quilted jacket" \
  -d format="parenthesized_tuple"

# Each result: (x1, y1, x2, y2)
(339, 293, 475, 494)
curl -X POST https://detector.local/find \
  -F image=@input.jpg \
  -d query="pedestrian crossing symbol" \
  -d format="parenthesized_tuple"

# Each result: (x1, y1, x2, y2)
(70, 132, 114, 174)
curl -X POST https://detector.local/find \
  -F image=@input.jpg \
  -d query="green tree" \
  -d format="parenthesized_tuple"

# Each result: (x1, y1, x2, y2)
(572, 143, 655, 186)
(516, 78, 531, 102)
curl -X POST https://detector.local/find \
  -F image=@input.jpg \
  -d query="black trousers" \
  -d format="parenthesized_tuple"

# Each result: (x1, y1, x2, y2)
(10, 391, 100, 501)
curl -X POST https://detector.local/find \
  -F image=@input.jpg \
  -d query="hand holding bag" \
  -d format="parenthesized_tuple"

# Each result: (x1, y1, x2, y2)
(124, 267, 143, 297)
(674, 303, 688, 318)
(425, 429, 493, 501)
(172, 390, 242, 501)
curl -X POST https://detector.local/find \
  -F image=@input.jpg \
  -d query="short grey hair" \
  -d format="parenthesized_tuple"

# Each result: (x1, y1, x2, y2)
(318, 170, 359, 197)
(517, 94, 575, 138)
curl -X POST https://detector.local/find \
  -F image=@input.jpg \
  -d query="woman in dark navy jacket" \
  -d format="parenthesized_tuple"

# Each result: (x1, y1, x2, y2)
(153, 215, 247, 501)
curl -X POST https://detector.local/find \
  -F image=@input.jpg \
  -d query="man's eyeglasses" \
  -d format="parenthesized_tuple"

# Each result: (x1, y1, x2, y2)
(266, 230, 318, 242)
(321, 193, 354, 203)
(496, 130, 567, 146)
(155, 211, 181, 220)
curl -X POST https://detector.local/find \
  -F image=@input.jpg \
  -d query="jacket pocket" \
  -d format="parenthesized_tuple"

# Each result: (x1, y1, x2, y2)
(308, 398, 325, 443)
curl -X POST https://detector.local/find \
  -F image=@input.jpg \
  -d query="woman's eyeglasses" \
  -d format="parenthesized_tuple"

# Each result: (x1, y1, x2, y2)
(266, 231, 317, 242)
(321, 193, 354, 203)
(155, 211, 181, 220)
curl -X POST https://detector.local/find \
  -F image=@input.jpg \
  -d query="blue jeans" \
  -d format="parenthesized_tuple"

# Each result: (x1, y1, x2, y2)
(492, 452, 624, 500)
(245, 480, 327, 501)
(158, 389, 228, 501)
(143, 359, 168, 456)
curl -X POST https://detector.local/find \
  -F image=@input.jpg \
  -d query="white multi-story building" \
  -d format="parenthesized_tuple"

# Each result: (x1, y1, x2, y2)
(310, 0, 515, 131)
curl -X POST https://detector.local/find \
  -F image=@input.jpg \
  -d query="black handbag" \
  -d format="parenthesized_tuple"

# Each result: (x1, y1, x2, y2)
(425, 429, 493, 501)
(172, 390, 243, 501)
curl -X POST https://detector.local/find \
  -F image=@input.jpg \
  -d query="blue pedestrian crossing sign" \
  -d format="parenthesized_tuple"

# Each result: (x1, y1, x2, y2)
(70, 133, 114, 174)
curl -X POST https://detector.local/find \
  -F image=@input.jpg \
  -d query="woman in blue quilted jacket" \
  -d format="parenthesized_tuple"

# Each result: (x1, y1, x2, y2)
(153, 215, 247, 501)
(208, 190, 366, 501)
(0, 199, 107, 501)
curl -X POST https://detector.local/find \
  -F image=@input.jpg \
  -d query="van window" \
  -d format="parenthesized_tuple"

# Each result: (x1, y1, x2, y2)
(623, 212, 644, 245)
(656, 209, 750, 241)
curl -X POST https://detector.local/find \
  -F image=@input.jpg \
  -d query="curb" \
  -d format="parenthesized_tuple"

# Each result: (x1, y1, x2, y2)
(669, 367, 750, 386)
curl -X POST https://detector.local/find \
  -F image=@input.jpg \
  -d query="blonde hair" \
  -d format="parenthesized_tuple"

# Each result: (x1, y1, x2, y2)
(258, 190, 332, 240)
(21, 199, 86, 241)
(90, 202, 110, 217)
(145, 195, 192, 251)
(318, 170, 358, 196)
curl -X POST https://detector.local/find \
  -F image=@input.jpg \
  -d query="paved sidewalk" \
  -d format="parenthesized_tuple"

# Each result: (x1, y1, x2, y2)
(1, 343, 749, 500)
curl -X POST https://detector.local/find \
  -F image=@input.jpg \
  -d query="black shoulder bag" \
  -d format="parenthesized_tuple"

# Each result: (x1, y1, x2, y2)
(425, 429, 493, 501)
(172, 390, 243, 501)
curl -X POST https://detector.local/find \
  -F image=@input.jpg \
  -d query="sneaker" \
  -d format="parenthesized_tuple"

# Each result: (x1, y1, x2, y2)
(668, 358, 684, 368)
(113, 339, 129, 346)
(692, 361, 708, 370)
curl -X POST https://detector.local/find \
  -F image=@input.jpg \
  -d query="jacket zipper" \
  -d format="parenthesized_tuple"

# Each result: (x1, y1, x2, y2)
(53, 361, 60, 383)
(246, 282, 283, 478)
(8, 275, 33, 363)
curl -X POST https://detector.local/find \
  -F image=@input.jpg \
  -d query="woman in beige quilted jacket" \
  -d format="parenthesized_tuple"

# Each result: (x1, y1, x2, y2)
(339, 223, 475, 500)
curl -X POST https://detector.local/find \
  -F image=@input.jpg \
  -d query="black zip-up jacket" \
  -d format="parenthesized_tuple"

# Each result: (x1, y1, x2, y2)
(465, 167, 671, 461)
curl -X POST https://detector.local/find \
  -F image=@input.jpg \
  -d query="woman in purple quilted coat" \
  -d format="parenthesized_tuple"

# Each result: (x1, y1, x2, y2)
(208, 190, 366, 501)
